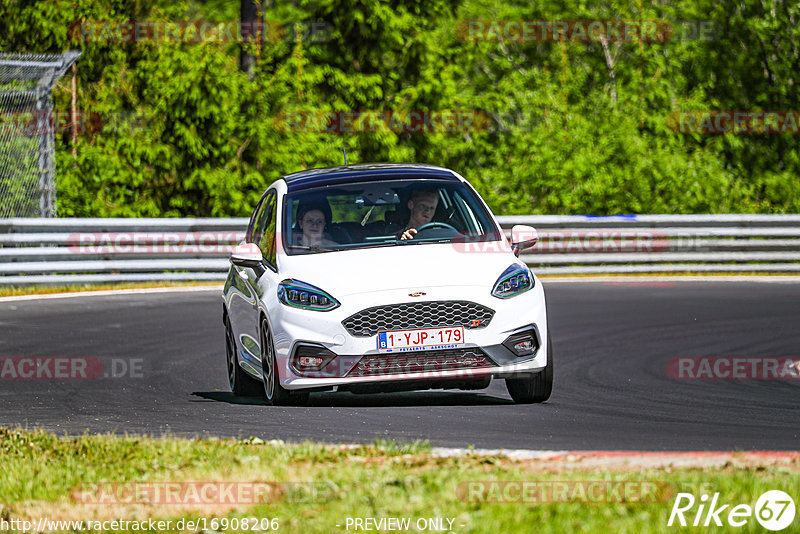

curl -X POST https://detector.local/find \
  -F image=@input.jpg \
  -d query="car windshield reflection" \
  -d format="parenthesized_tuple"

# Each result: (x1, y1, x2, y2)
(282, 179, 501, 255)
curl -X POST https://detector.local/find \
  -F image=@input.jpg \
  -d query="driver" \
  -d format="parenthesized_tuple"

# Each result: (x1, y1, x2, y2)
(399, 189, 439, 240)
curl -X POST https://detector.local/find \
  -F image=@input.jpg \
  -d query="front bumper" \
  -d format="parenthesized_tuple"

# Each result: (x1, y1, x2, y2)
(267, 279, 548, 391)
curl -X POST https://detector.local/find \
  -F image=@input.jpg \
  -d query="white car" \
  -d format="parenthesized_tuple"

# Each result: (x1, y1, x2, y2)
(222, 164, 552, 405)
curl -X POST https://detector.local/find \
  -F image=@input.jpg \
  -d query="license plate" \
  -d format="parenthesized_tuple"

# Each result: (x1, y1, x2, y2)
(377, 326, 464, 352)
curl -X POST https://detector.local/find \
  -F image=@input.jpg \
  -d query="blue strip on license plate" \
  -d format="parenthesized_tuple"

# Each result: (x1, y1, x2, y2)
(378, 332, 388, 349)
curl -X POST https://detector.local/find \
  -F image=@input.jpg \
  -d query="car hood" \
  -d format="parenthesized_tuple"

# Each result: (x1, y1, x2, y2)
(277, 241, 521, 297)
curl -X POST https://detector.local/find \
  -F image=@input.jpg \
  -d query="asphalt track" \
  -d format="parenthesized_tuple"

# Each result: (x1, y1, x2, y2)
(0, 281, 798, 450)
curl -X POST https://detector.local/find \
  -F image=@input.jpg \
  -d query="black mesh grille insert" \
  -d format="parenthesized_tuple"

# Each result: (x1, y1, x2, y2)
(342, 300, 495, 337)
(347, 348, 494, 377)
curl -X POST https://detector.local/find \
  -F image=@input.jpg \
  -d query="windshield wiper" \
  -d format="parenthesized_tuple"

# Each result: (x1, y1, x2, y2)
(286, 244, 337, 252)
(395, 237, 453, 245)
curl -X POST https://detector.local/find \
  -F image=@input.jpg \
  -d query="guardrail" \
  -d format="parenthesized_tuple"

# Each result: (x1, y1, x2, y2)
(1, 215, 799, 284)
(500, 214, 800, 275)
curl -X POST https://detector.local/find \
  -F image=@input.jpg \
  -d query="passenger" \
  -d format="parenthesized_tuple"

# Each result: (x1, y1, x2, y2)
(399, 189, 439, 240)
(295, 201, 338, 247)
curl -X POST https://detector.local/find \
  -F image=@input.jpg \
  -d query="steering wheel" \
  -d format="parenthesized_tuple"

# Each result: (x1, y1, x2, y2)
(416, 222, 458, 233)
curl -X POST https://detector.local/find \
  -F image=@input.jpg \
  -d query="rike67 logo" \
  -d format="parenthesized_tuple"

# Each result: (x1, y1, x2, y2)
(668, 490, 795, 531)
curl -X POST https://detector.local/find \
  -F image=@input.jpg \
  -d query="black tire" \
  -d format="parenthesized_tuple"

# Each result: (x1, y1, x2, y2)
(506, 328, 553, 404)
(225, 315, 263, 397)
(260, 317, 309, 406)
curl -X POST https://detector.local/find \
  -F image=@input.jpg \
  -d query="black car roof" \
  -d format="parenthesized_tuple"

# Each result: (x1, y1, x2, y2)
(282, 163, 460, 192)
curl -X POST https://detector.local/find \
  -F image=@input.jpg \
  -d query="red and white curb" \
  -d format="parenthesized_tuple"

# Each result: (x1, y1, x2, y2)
(431, 448, 800, 468)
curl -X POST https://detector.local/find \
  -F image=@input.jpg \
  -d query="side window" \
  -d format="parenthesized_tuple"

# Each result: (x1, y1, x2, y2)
(247, 195, 267, 243)
(257, 191, 278, 266)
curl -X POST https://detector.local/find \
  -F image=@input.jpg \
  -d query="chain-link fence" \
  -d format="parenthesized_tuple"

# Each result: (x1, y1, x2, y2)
(0, 52, 80, 218)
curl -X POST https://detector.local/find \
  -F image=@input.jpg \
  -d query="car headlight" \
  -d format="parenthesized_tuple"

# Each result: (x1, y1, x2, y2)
(491, 264, 534, 299)
(278, 279, 340, 311)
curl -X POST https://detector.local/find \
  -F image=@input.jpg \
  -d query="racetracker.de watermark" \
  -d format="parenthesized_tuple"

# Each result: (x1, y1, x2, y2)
(274, 111, 493, 134)
(0, 111, 105, 136)
(668, 111, 800, 134)
(66, 232, 245, 255)
(666, 357, 800, 380)
(451, 230, 706, 254)
(283, 353, 496, 380)
(457, 480, 676, 503)
(68, 20, 332, 44)
(72, 481, 335, 505)
(456, 20, 716, 43)
(0, 357, 143, 380)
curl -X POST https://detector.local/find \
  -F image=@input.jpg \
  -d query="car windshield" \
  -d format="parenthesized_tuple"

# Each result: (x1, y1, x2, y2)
(282, 179, 502, 255)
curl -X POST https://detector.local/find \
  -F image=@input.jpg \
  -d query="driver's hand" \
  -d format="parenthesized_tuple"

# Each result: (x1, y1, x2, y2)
(400, 228, 417, 240)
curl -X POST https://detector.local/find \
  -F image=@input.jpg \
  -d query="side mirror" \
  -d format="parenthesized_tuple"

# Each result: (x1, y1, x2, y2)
(511, 225, 539, 257)
(231, 242, 265, 277)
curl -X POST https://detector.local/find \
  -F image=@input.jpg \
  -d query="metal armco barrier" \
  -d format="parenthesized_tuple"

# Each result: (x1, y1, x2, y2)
(499, 214, 800, 275)
(1, 215, 800, 284)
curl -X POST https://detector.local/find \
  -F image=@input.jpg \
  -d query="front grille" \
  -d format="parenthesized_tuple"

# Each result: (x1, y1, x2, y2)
(347, 348, 494, 377)
(342, 300, 495, 337)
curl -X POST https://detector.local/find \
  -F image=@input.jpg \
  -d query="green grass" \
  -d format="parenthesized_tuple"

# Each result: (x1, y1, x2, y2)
(0, 281, 220, 298)
(1, 428, 798, 533)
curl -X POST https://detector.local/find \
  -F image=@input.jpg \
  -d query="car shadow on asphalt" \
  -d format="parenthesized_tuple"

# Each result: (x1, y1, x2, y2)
(191, 390, 514, 407)
(191, 391, 269, 405)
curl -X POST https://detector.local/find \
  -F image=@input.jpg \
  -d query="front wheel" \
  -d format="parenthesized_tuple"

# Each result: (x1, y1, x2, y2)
(226, 315, 263, 397)
(506, 328, 553, 404)
(260, 318, 309, 406)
